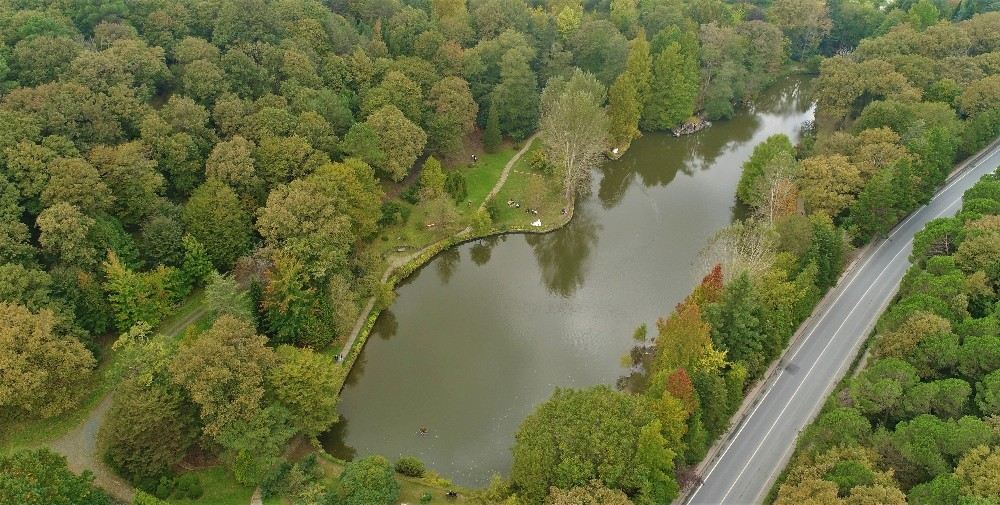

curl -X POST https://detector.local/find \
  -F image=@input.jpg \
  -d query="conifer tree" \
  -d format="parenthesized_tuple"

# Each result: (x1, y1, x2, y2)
(607, 31, 651, 150)
(484, 103, 501, 153)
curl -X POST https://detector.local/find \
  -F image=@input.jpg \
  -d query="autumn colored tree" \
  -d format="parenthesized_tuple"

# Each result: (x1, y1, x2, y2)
(546, 480, 634, 504)
(798, 155, 864, 217)
(663, 369, 697, 414)
(0, 302, 95, 419)
(362, 105, 427, 181)
(653, 300, 714, 373)
(426, 76, 478, 155)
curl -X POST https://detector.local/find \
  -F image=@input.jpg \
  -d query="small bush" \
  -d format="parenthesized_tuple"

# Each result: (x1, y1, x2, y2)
(529, 149, 554, 175)
(420, 491, 433, 503)
(486, 200, 501, 221)
(153, 476, 175, 499)
(401, 184, 421, 204)
(174, 474, 203, 499)
(445, 171, 467, 203)
(394, 456, 426, 477)
(379, 200, 411, 227)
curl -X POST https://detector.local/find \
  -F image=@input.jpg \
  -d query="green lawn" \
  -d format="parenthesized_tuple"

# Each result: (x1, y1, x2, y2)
(492, 138, 568, 230)
(462, 144, 516, 205)
(368, 141, 526, 264)
(164, 467, 256, 505)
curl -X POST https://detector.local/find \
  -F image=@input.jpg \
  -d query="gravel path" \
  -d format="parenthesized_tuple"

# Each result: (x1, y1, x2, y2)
(47, 303, 210, 503)
(49, 394, 135, 503)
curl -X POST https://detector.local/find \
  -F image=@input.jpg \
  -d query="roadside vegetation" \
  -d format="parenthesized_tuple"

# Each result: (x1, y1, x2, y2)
(604, 7, 1000, 504)
(1, 0, 999, 504)
(771, 171, 1000, 504)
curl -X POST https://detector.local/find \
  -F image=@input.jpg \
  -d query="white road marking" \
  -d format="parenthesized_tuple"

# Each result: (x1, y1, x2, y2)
(717, 241, 912, 503)
(686, 145, 1000, 504)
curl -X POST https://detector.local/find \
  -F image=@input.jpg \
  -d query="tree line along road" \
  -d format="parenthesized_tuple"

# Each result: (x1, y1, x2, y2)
(686, 140, 1000, 505)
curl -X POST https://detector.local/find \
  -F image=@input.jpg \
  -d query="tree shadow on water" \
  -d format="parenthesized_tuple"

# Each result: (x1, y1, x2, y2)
(470, 235, 503, 266)
(375, 310, 398, 341)
(319, 414, 357, 462)
(525, 205, 600, 298)
(435, 247, 461, 284)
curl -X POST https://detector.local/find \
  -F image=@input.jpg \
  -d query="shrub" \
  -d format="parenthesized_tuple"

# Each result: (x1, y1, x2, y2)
(401, 183, 421, 204)
(395, 456, 426, 477)
(174, 474, 203, 499)
(153, 476, 175, 499)
(420, 492, 433, 503)
(379, 200, 411, 228)
(444, 171, 467, 203)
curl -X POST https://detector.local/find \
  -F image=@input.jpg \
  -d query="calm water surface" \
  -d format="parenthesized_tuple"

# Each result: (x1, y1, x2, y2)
(322, 77, 815, 486)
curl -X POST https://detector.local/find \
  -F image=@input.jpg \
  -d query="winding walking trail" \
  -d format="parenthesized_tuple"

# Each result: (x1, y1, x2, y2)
(480, 133, 539, 210)
(49, 395, 134, 503)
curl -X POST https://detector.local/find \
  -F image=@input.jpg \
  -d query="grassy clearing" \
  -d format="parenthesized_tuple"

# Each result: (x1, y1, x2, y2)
(463, 144, 517, 205)
(368, 142, 524, 264)
(164, 466, 256, 505)
(492, 138, 567, 230)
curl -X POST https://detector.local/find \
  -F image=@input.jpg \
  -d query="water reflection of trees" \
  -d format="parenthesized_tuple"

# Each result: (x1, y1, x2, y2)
(320, 414, 357, 462)
(343, 349, 366, 387)
(525, 206, 600, 297)
(595, 78, 817, 210)
(470, 236, 503, 266)
(596, 111, 761, 208)
(375, 310, 398, 341)
(435, 247, 461, 284)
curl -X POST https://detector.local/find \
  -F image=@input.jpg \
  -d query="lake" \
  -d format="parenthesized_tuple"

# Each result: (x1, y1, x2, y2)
(322, 76, 815, 486)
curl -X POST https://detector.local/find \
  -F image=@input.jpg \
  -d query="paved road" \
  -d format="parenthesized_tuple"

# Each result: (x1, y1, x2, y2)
(687, 142, 1000, 505)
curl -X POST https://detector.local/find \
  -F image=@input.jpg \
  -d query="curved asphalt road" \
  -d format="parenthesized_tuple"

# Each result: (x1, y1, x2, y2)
(687, 142, 1000, 505)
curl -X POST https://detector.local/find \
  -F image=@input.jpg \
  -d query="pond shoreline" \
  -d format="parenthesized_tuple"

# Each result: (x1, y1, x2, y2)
(335, 137, 575, 394)
(326, 74, 815, 486)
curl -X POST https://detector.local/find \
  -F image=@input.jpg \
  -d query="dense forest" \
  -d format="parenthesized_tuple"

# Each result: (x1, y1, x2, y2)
(1, 0, 999, 503)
